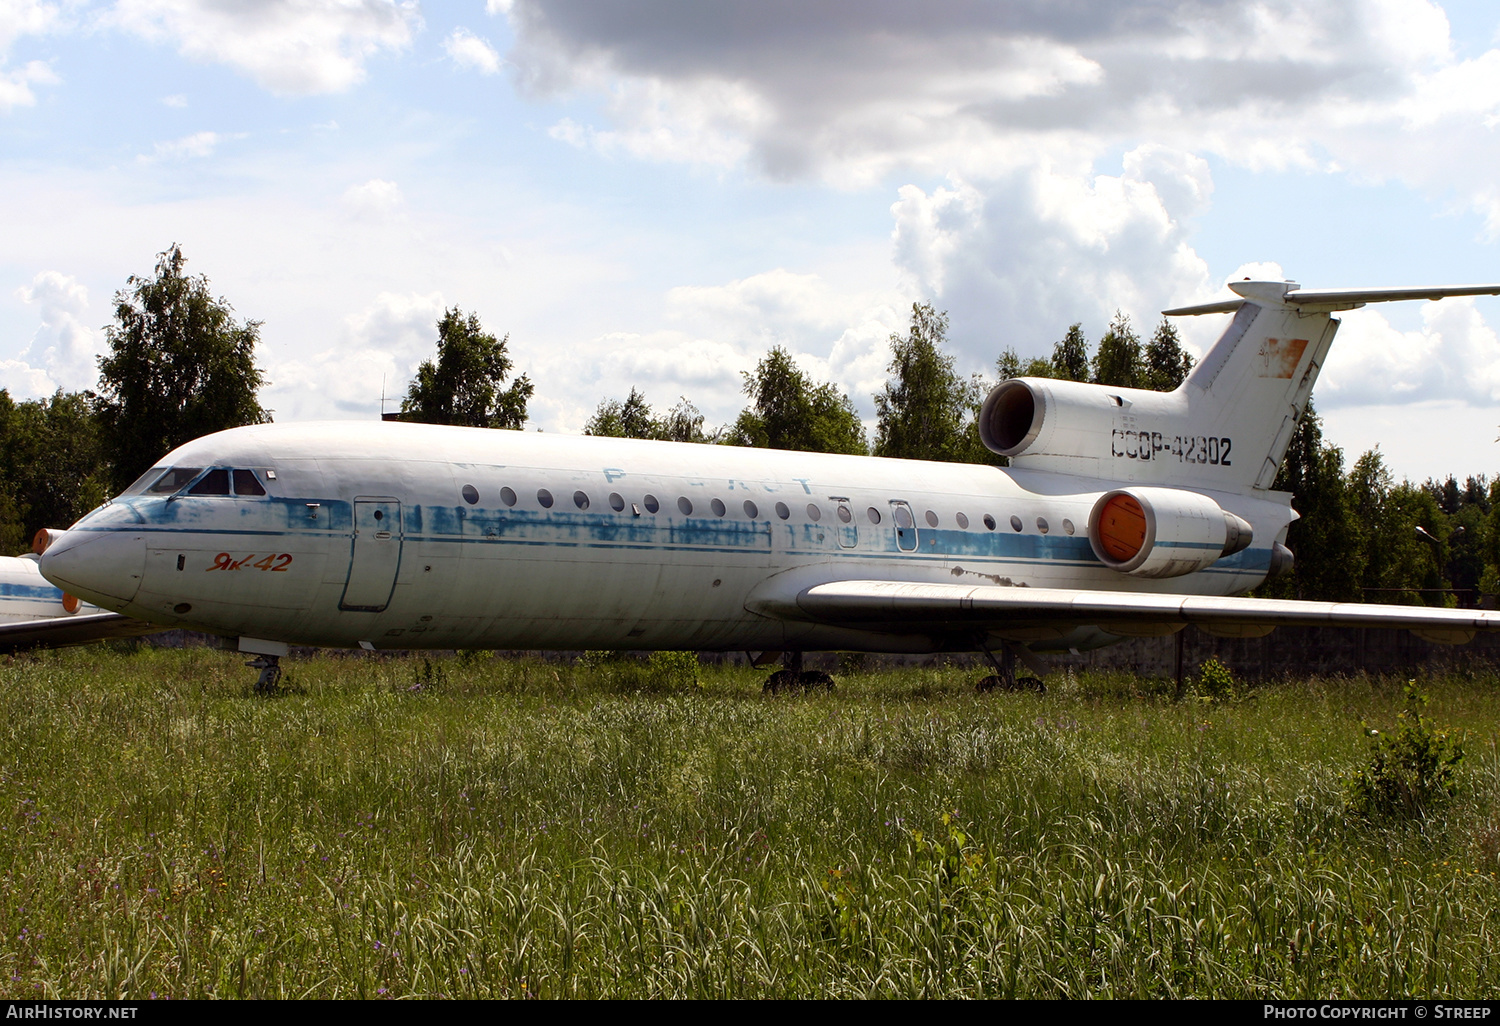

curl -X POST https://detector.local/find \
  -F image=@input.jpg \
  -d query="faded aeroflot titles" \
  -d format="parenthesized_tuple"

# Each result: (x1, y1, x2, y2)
(34, 278, 1500, 689)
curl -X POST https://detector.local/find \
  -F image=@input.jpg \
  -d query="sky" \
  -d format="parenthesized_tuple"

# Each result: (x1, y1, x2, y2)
(1, 0, 1499, 483)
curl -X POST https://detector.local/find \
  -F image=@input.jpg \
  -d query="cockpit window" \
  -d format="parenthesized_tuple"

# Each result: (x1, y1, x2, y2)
(123, 466, 169, 495)
(233, 470, 267, 496)
(147, 468, 204, 494)
(189, 469, 231, 495)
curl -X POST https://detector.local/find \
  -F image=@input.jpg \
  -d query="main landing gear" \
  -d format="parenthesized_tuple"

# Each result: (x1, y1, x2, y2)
(975, 640, 1045, 694)
(761, 651, 835, 694)
(246, 654, 282, 692)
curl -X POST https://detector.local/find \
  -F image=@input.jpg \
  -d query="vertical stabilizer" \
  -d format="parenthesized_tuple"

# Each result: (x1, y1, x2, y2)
(989, 278, 1500, 495)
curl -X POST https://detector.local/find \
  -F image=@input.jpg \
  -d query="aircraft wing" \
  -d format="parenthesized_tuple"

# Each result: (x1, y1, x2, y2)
(0, 612, 166, 654)
(776, 581, 1500, 645)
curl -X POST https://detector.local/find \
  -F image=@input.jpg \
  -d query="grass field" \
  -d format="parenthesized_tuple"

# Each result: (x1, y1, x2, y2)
(0, 645, 1498, 999)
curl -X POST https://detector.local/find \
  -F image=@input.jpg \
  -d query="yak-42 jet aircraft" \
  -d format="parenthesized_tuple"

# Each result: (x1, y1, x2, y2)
(36, 278, 1500, 689)
(0, 529, 161, 653)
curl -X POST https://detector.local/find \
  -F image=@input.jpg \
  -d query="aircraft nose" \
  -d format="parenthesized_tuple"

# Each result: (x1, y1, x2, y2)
(40, 528, 146, 611)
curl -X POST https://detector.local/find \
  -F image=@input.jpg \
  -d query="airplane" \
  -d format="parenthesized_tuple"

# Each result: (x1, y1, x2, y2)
(34, 277, 1500, 691)
(0, 529, 163, 653)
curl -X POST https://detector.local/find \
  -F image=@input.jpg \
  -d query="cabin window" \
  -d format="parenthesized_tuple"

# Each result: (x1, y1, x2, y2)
(894, 506, 914, 530)
(609, 492, 625, 512)
(806, 504, 822, 522)
(147, 467, 203, 494)
(924, 510, 939, 528)
(955, 512, 969, 529)
(711, 498, 726, 517)
(461, 484, 479, 505)
(867, 507, 882, 524)
(678, 497, 693, 516)
(743, 500, 759, 519)
(775, 502, 790, 520)
(233, 470, 267, 497)
(1010, 515, 1023, 532)
(983, 514, 997, 531)
(1037, 517, 1050, 534)
(837, 505, 852, 524)
(644, 494, 660, 513)
(501, 487, 517, 507)
(189, 469, 231, 496)
(574, 491, 590, 510)
(1062, 518, 1075, 535)
(537, 488, 554, 509)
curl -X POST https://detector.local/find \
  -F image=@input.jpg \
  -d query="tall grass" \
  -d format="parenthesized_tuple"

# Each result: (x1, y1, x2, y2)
(0, 648, 1497, 997)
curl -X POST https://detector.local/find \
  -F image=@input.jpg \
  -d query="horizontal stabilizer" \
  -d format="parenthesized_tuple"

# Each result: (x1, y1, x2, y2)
(1285, 284, 1500, 312)
(0, 612, 165, 654)
(780, 580, 1500, 635)
(1166, 283, 1500, 317)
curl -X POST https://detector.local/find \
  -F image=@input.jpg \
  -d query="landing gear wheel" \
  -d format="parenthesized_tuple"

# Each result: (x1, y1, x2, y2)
(798, 670, 835, 691)
(247, 655, 282, 693)
(1017, 675, 1046, 695)
(976, 674, 1000, 693)
(762, 669, 800, 694)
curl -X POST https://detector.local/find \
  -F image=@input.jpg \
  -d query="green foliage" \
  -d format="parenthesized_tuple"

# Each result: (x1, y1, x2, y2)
(1141, 319, 1195, 391)
(874, 303, 984, 462)
(1259, 401, 1367, 602)
(1346, 682, 1465, 822)
(1195, 655, 1238, 703)
(1051, 322, 1092, 381)
(402, 308, 533, 429)
(727, 346, 866, 454)
(584, 389, 719, 443)
(648, 650, 700, 689)
(95, 244, 269, 492)
(0, 389, 110, 550)
(994, 347, 1055, 381)
(1091, 311, 1142, 389)
(7, 653, 1500, 997)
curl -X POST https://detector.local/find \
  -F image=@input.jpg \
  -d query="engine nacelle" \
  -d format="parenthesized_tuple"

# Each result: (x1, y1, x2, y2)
(1088, 487, 1253, 579)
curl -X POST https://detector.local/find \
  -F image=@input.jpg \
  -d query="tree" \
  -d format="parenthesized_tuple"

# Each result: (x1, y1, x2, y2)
(95, 244, 268, 492)
(584, 389, 720, 443)
(727, 346, 866, 454)
(1257, 401, 1366, 602)
(874, 303, 984, 462)
(402, 308, 533, 429)
(995, 347, 1054, 381)
(0, 390, 110, 552)
(1142, 318, 1195, 391)
(585, 387, 658, 439)
(1051, 323, 1091, 381)
(1091, 311, 1142, 389)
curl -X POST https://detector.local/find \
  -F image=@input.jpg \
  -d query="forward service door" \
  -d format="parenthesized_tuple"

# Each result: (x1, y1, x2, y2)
(340, 498, 402, 611)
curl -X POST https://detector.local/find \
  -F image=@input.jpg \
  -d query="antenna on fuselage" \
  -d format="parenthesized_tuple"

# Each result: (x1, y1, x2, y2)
(379, 374, 400, 423)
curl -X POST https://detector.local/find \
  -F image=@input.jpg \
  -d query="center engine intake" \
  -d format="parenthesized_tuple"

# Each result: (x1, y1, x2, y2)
(1088, 487, 1253, 579)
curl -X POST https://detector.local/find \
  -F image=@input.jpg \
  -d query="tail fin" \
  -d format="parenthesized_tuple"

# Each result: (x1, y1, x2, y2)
(989, 279, 1500, 493)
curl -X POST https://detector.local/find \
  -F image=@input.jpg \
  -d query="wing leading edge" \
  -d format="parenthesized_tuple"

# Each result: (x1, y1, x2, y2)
(0, 613, 165, 654)
(775, 581, 1500, 646)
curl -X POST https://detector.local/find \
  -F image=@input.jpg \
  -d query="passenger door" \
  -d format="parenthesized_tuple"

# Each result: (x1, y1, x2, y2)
(340, 498, 402, 611)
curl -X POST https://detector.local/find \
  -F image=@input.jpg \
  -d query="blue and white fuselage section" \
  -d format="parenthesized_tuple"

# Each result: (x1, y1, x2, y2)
(35, 424, 1292, 655)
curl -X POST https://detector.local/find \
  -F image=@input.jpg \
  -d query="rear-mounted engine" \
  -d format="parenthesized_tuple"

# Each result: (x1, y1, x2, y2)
(1088, 487, 1253, 579)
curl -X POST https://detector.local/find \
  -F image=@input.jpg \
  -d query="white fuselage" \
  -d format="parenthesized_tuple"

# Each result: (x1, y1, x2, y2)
(40, 422, 1294, 655)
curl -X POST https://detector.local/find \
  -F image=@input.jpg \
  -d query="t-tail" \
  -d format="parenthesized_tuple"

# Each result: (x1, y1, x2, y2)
(979, 279, 1500, 494)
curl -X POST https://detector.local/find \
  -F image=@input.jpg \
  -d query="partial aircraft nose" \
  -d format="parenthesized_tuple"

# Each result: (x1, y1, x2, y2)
(40, 528, 146, 612)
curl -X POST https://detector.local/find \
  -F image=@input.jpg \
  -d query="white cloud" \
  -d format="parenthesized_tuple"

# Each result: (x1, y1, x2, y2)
(444, 27, 501, 75)
(341, 178, 402, 217)
(139, 129, 231, 161)
(9, 270, 101, 394)
(161, 92, 186, 107)
(107, 0, 421, 95)
(888, 152, 1216, 369)
(0, 0, 58, 52)
(1319, 298, 1500, 408)
(0, 56, 54, 111)
(266, 290, 445, 418)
